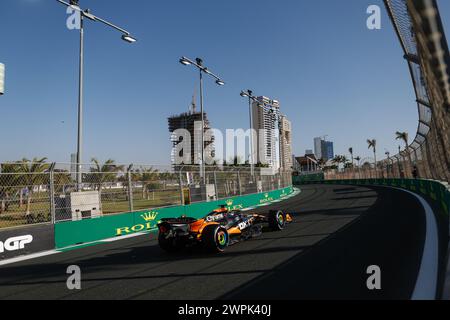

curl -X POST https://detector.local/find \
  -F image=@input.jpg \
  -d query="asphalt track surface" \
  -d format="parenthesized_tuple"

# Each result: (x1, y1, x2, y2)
(0, 184, 427, 300)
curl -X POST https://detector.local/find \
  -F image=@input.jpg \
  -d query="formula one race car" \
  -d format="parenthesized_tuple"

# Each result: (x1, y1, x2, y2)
(157, 206, 293, 253)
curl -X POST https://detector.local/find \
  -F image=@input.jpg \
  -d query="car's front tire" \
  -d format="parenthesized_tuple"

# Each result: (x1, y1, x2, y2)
(268, 210, 287, 231)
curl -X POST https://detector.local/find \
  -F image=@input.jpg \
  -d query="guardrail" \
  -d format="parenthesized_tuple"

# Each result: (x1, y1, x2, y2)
(292, 172, 324, 185)
(296, 178, 449, 215)
(295, 177, 449, 299)
(361, 0, 450, 183)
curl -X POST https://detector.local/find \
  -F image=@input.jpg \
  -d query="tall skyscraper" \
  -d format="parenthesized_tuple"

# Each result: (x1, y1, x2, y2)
(314, 137, 335, 161)
(314, 137, 323, 160)
(280, 114, 293, 171)
(168, 98, 214, 167)
(252, 97, 279, 168)
(325, 141, 334, 160)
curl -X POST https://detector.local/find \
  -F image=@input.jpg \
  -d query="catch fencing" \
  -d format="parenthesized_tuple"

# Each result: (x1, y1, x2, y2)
(330, 0, 450, 182)
(0, 162, 292, 229)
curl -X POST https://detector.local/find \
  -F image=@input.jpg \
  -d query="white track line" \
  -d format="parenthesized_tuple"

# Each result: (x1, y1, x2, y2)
(0, 250, 59, 266)
(389, 187, 439, 300)
(102, 232, 148, 242)
(444, 245, 450, 300)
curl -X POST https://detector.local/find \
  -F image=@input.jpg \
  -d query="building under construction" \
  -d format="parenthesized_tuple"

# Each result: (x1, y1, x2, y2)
(168, 98, 215, 168)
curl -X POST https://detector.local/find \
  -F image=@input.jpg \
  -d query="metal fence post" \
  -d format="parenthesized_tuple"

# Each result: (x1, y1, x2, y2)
(237, 170, 242, 196)
(49, 162, 56, 224)
(179, 167, 184, 205)
(213, 170, 218, 200)
(127, 164, 134, 212)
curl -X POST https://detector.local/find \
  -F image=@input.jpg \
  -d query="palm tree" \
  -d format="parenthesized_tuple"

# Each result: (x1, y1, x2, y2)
(317, 158, 326, 170)
(395, 131, 409, 149)
(138, 167, 160, 200)
(15, 158, 50, 216)
(341, 155, 349, 166)
(354, 156, 362, 179)
(331, 155, 348, 170)
(88, 159, 124, 208)
(367, 139, 378, 177)
(331, 155, 341, 167)
(396, 131, 413, 176)
(349, 148, 354, 167)
(0, 163, 21, 213)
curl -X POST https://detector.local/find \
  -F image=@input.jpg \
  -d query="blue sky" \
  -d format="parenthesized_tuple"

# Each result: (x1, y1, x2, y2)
(1, 0, 449, 165)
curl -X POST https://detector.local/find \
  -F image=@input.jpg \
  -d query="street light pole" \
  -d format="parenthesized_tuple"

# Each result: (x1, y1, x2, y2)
(56, 0, 137, 191)
(248, 95, 255, 179)
(199, 67, 205, 182)
(179, 56, 225, 185)
(76, 14, 84, 190)
(240, 90, 258, 179)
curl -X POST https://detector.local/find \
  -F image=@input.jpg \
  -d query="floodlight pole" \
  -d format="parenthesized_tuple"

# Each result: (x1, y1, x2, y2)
(179, 56, 225, 185)
(199, 68, 205, 183)
(76, 14, 84, 191)
(56, 0, 136, 191)
(240, 90, 258, 179)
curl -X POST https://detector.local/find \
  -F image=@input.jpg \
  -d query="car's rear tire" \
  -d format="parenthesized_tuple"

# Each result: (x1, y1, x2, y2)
(202, 225, 229, 253)
(268, 210, 286, 231)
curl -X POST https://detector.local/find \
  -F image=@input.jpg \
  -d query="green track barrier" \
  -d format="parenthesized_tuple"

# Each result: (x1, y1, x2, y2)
(292, 173, 324, 185)
(295, 179, 450, 216)
(55, 186, 294, 249)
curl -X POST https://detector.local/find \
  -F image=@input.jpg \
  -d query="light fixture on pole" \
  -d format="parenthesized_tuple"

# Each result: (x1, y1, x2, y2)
(0, 63, 5, 96)
(122, 34, 137, 43)
(179, 56, 225, 184)
(56, 0, 136, 191)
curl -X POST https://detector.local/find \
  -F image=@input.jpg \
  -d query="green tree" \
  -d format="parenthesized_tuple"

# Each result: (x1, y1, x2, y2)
(396, 131, 413, 175)
(367, 139, 378, 177)
(14, 158, 50, 216)
(87, 159, 124, 207)
(348, 148, 354, 167)
(0, 163, 21, 213)
(138, 167, 160, 200)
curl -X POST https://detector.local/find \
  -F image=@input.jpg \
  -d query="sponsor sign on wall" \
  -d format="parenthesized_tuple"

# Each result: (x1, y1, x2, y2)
(0, 224, 55, 260)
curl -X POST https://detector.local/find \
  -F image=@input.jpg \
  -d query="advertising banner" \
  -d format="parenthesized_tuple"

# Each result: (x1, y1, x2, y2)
(0, 224, 55, 260)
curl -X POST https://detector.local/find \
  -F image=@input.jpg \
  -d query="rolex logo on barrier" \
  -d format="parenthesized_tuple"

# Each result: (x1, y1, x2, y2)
(260, 193, 274, 204)
(225, 199, 243, 211)
(116, 211, 160, 236)
(141, 211, 158, 222)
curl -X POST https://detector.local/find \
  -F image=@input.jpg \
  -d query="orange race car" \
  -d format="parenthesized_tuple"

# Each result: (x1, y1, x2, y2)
(157, 206, 293, 253)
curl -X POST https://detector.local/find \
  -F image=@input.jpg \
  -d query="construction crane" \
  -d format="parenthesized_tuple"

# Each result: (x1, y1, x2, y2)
(189, 85, 197, 114)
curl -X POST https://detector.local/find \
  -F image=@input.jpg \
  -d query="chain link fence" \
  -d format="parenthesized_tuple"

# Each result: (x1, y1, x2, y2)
(328, 0, 449, 183)
(0, 162, 292, 229)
